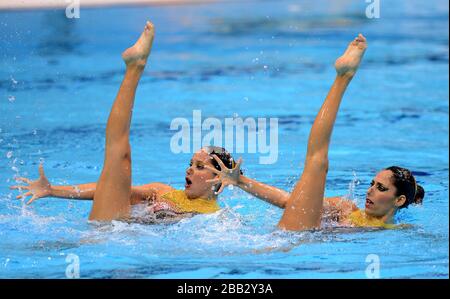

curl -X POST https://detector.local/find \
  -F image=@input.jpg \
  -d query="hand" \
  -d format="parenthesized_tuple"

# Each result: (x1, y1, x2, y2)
(204, 155, 243, 194)
(9, 164, 52, 205)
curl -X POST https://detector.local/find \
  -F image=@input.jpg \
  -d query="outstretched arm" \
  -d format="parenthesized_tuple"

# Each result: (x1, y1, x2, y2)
(205, 155, 356, 209)
(204, 156, 289, 208)
(50, 183, 96, 200)
(237, 176, 356, 211)
(10, 164, 169, 205)
(237, 175, 290, 208)
(50, 183, 161, 204)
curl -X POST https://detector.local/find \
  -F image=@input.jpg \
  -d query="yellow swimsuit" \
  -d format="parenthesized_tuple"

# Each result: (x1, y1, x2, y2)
(160, 190, 220, 214)
(348, 209, 397, 229)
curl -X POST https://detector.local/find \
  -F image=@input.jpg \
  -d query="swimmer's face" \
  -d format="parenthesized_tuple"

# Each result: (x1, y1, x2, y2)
(365, 170, 406, 217)
(184, 150, 217, 199)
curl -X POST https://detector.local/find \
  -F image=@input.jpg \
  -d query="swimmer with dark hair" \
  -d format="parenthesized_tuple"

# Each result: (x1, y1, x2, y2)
(11, 22, 424, 230)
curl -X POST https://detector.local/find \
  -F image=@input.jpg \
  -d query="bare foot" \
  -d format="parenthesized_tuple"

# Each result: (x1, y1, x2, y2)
(122, 21, 155, 68)
(335, 33, 367, 77)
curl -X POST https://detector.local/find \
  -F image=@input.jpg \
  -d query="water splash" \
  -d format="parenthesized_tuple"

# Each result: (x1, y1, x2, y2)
(346, 170, 361, 205)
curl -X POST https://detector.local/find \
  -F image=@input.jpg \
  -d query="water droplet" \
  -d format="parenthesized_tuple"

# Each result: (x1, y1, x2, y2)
(6, 151, 13, 159)
(32, 129, 37, 135)
(263, 65, 268, 69)
(8, 95, 15, 102)
(243, 97, 249, 101)
(11, 166, 18, 172)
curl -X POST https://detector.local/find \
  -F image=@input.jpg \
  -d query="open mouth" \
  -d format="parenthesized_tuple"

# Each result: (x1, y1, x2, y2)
(365, 198, 374, 208)
(185, 177, 192, 188)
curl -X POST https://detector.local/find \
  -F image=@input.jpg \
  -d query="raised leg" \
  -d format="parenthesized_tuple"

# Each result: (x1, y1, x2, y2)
(89, 21, 154, 221)
(278, 34, 367, 231)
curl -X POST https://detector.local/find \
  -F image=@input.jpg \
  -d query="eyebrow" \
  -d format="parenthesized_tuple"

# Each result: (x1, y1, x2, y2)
(372, 180, 388, 189)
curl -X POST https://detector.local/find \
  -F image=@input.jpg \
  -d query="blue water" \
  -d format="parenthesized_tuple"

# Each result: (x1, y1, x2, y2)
(0, 0, 448, 278)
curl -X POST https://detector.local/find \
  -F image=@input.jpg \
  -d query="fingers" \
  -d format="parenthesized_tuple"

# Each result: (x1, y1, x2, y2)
(10, 185, 30, 190)
(15, 177, 32, 184)
(11, 184, 33, 201)
(235, 157, 243, 168)
(10, 181, 38, 204)
(27, 195, 37, 205)
(216, 184, 225, 195)
(38, 163, 45, 178)
(204, 165, 221, 175)
(212, 154, 227, 170)
(16, 191, 32, 199)
(205, 178, 221, 184)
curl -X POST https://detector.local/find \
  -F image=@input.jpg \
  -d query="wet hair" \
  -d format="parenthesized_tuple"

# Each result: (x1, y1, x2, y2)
(385, 166, 425, 209)
(202, 146, 243, 192)
(415, 184, 425, 205)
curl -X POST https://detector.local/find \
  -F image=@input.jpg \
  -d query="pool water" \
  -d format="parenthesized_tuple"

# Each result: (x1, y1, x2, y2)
(0, 0, 448, 278)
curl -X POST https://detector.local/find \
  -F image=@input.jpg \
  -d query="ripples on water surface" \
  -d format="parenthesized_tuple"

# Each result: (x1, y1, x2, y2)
(0, 0, 448, 278)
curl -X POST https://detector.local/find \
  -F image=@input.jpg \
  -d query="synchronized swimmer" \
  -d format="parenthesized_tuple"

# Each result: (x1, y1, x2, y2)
(10, 21, 424, 230)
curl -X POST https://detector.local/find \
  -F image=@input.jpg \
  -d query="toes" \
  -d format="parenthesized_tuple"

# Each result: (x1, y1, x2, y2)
(355, 34, 367, 47)
(346, 34, 367, 52)
(350, 34, 366, 45)
(145, 21, 154, 32)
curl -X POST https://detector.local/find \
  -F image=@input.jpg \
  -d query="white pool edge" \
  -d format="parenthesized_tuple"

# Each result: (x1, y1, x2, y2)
(0, 0, 217, 10)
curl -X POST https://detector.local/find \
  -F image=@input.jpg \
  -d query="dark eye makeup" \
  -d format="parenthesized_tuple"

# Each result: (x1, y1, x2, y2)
(370, 180, 388, 192)
(188, 160, 205, 170)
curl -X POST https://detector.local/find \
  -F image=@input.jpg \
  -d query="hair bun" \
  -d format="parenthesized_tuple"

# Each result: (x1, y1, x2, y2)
(414, 184, 425, 204)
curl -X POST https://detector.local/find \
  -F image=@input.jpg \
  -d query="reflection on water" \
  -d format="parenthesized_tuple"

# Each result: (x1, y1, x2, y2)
(210, 14, 367, 36)
(37, 11, 82, 58)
